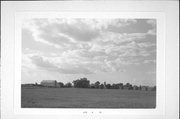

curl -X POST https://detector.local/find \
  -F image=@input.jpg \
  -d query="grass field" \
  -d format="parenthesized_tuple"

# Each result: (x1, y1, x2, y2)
(21, 87, 156, 108)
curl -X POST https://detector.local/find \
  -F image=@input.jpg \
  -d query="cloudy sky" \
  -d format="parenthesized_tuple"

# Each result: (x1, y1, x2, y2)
(22, 18, 156, 86)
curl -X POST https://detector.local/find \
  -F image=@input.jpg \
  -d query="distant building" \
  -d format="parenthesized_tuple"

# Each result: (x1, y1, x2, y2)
(40, 80, 60, 87)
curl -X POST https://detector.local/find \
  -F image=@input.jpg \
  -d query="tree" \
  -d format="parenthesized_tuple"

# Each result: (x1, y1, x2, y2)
(90, 83, 95, 88)
(133, 85, 139, 90)
(139, 85, 142, 90)
(73, 79, 80, 87)
(58, 82, 64, 87)
(65, 82, 72, 88)
(152, 86, 156, 91)
(117, 83, 123, 89)
(106, 84, 111, 89)
(129, 85, 133, 90)
(99, 84, 104, 89)
(125, 83, 130, 87)
(94, 81, 100, 88)
(124, 83, 133, 90)
(72, 77, 90, 88)
(112, 84, 119, 89)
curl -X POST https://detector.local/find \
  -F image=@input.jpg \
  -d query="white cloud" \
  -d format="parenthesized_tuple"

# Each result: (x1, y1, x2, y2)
(146, 71, 156, 75)
(57, 33, 76, 43)
(76, 19, 137, 30)
(146, 19, 156, 35)
(146, 19, 156, 27)
(138, 42, 156, 48)
(144, 59, 156, 64)
(21, 19, 157, 87)
(22, 19, 139, 48)
(147, 29, 156, 35)
(22, 19, 156, 74)
(30, 55, 94, 74)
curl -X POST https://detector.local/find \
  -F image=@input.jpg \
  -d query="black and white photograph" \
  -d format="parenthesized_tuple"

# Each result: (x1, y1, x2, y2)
(1, 1, 179, 119)
(21, 18, 157, 108)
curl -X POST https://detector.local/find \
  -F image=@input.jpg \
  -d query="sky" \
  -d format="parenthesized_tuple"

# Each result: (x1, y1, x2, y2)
(21, 18, 156, 86)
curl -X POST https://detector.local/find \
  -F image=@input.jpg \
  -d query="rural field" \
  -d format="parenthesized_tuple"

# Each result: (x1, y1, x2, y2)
(21, 87, 156, 108)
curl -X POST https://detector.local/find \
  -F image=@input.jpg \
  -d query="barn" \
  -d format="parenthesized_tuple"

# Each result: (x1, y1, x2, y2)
(40, 80, 60, 87)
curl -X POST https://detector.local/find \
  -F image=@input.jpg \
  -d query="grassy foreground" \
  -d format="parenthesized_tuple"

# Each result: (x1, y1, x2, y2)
(21, 87, 156, 108)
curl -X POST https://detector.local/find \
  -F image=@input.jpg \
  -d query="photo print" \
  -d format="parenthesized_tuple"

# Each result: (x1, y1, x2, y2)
(21, 18, 156, 108)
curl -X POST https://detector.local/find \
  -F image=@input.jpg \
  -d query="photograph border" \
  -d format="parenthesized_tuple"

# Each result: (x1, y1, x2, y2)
(14, 12, 165, 115)
(1, 1, 179, 119)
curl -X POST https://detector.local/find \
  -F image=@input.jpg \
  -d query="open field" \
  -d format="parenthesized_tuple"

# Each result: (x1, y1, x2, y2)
(21, 87, 156, 108)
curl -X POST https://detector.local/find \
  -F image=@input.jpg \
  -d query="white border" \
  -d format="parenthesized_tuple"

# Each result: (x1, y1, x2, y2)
(1, 1, 179, 119)
(14, 12, 165, 115)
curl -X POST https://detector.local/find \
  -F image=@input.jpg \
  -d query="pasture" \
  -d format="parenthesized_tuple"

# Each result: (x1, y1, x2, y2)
(21, 87, 156, 108)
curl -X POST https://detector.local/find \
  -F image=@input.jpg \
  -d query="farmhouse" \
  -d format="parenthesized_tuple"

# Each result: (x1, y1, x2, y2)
(41, 80, 60, 87)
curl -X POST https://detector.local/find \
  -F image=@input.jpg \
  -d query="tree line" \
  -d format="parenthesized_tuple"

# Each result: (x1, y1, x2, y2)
(58, 77, 156, 91)
(22, 77, 156, 91)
